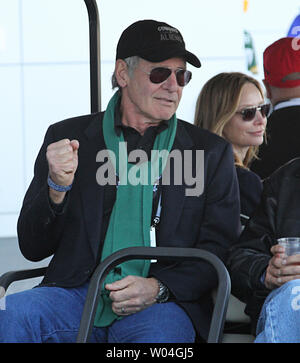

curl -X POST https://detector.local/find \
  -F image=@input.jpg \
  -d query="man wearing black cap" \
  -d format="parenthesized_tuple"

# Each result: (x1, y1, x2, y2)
(0, 20, 240, 343)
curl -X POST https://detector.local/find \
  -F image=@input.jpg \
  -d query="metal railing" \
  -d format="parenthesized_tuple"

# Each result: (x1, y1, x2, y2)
(84, 0, 101, 112)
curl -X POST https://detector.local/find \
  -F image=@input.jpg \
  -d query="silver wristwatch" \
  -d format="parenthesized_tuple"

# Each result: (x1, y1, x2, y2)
(155, 280, 169, 303)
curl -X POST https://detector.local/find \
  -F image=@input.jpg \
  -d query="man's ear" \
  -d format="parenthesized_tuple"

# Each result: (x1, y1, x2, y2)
(263, 79, 272, 100)
(115, 59, 129, 88)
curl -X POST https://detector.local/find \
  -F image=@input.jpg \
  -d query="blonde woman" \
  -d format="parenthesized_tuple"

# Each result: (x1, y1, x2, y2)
(194, 72, 269, 222)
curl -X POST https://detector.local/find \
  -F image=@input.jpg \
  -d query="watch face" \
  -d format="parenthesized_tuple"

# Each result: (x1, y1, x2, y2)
(156, 282, 169, 303)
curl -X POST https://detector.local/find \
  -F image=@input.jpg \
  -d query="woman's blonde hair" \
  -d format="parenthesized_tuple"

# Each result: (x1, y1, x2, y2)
(194, 72, 265, 168)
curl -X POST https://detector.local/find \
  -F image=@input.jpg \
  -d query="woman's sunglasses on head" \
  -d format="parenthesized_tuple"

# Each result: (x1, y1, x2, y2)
(142, 67, 192, 87)
(237, 103, 271, 121)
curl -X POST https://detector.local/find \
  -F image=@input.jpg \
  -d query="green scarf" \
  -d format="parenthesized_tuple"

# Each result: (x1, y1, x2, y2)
(94, 91, 177, 327)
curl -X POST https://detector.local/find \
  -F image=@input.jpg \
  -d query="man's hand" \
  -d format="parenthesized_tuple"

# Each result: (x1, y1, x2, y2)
(46, 139, 79, 204)
(265, 244, 300, 289)
(106, 276, 159, 316)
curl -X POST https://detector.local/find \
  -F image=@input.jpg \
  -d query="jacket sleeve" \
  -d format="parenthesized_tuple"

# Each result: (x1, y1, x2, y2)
(227, 177, 279, 305)
(150, 142, 241, 302)
(17, 125, 69, 262)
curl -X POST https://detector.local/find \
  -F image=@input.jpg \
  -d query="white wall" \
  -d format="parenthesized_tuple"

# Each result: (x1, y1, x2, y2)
(1, 0, 300, 237)
(0, 0, 90, 237)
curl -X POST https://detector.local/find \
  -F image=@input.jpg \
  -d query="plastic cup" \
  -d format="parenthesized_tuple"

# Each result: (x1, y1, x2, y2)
(277, 237, 300, 256)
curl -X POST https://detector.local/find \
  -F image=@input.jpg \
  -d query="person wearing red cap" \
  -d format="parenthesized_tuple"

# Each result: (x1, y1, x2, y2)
(0, 20, 240, 343)
(251, 37, 300, 178)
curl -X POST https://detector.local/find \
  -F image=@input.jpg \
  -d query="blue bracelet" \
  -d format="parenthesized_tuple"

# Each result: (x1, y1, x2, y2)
(47, 176, 73, 192)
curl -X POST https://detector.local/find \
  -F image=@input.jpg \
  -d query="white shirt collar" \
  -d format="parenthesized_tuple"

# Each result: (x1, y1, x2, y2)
(273, 98, 300, 111)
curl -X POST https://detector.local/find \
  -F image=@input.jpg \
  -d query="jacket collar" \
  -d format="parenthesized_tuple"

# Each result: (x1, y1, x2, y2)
(80, 112, 195, 257)
(84, 111, 194, 150)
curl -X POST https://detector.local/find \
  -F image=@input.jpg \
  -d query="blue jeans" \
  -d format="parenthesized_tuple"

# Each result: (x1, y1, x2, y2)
(255, 279, 300, 343)
(0, 282, 195, 343)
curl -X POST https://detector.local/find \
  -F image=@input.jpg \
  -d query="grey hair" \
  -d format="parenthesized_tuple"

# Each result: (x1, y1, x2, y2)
(111, 56, 141, 89)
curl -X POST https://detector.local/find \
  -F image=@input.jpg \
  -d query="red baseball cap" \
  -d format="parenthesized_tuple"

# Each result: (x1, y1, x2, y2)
(263, 37, 300, 88)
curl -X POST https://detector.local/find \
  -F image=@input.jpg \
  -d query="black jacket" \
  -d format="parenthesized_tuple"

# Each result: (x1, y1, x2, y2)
(228, 158, 300, 332)
(251, 106, 300, 179)
(17, 111, 241, 340)
(236, 166, 262, 222)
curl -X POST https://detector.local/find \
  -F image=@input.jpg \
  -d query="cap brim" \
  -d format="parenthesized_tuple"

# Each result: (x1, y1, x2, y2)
(139, 47, 201, 68)
(184, 50, 201, 68)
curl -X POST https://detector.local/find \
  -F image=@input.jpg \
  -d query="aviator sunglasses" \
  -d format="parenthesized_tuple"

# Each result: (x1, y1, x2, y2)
(141, 67, 192, 87)
(237, 103, 271, 121)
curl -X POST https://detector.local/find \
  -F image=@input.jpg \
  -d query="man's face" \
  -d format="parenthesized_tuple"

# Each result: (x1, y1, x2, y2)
(119, 57, 185, 127)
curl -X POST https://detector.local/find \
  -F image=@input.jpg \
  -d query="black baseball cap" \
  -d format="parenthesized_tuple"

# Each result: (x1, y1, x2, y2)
(116, 20, 201, 68)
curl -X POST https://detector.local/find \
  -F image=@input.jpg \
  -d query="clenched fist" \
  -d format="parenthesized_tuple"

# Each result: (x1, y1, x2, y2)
(46, 139, 79, 203)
